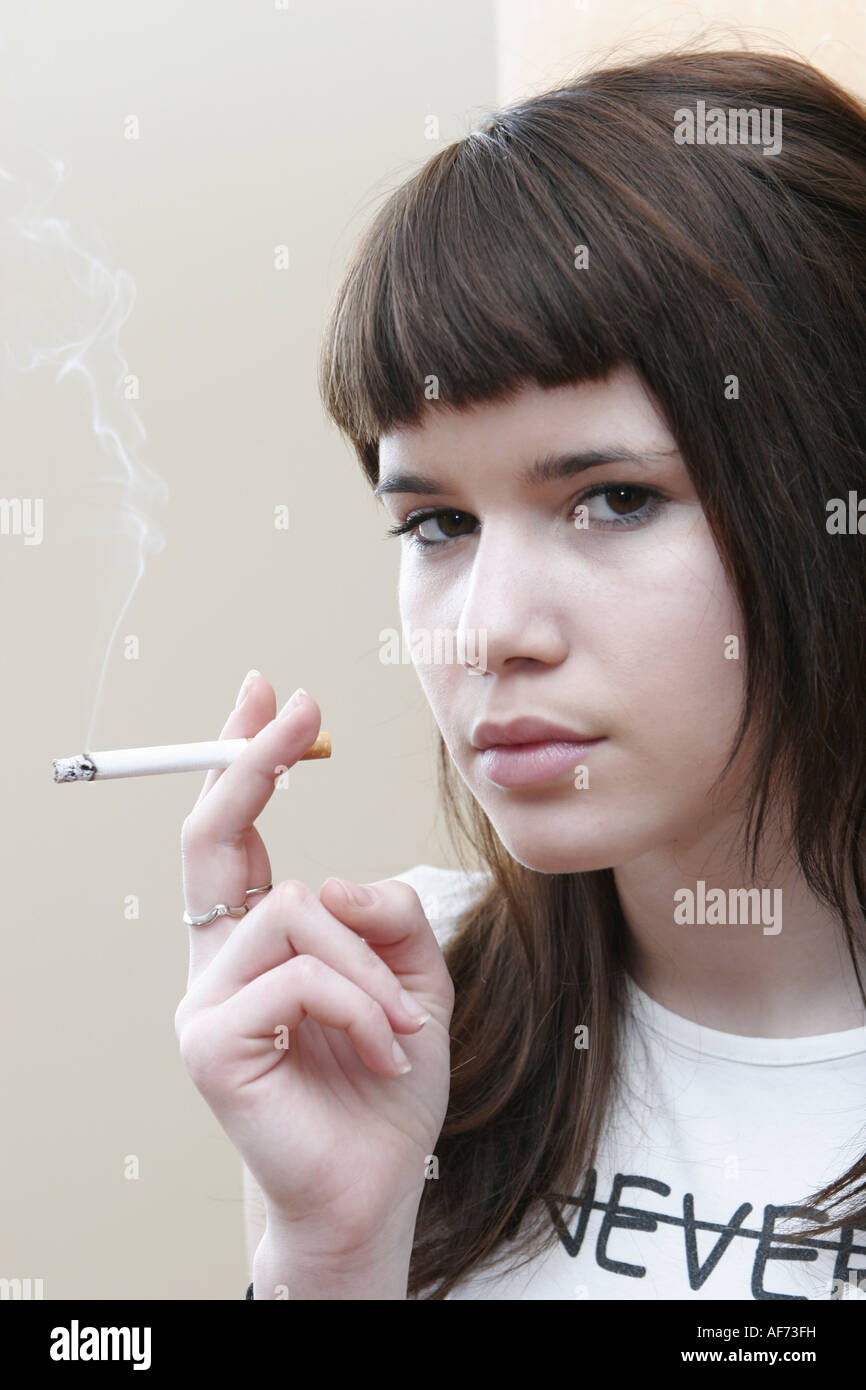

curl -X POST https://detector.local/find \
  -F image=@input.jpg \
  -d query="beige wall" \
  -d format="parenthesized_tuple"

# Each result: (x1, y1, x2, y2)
(496, 0, 865, 103)
(6, 0, 862, 1300)
(4, 0, 496, 1300)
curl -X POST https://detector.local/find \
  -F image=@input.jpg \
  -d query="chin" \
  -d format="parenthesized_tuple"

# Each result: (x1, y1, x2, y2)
(475, 791, 667, 874)
(501, 839, 619, 875)
(480, 813, 622, 875)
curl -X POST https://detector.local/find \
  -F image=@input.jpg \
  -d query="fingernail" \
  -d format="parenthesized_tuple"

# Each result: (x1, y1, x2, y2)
(236, 669, 260, 710)
(392, 1040, 412, 1073)
(399, 988, 431, 1024)
(278, 687, 308, 718)
(339, 879, 374, 907)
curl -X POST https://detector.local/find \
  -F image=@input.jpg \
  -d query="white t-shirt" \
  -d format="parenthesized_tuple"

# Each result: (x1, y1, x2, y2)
(393, 863, 866, 1301)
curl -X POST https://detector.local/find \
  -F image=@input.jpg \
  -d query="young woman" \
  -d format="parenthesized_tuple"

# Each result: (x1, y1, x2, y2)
(175, 47, 866, 1300)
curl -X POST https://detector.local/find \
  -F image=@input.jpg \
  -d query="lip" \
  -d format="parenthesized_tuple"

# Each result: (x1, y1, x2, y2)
(477, 737, 605, 788)
(471, 716, 598, 750)
(470, 716, 606, 788)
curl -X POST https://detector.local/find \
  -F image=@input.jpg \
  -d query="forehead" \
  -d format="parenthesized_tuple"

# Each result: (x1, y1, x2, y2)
(377, 365, 671, 472)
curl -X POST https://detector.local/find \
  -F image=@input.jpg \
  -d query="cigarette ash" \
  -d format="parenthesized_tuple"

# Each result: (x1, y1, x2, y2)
(53, 754, 97, 782)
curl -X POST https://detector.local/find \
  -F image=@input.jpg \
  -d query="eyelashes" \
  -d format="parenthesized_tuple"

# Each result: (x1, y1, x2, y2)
(385, 507, 477, 550)
(385, 484, 666, 553)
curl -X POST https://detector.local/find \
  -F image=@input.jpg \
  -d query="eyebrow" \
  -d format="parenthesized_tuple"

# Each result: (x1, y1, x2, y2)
(373, 446, 680, 498)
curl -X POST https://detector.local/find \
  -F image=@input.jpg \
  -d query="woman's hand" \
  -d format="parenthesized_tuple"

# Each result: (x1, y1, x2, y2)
(174, 673, 454, 1256)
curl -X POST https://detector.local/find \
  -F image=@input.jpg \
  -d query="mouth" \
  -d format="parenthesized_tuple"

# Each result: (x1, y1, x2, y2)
(471, 716, 599, 749)
(470, 717, 606, 788)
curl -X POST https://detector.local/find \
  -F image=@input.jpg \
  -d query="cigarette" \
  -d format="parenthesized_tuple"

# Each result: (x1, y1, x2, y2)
(52, 731, 331, 782)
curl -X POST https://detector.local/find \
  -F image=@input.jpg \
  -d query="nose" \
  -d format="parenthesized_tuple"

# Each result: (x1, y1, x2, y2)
(456, 525, 569, 676)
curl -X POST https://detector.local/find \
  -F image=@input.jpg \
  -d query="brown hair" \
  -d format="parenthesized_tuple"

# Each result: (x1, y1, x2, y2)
(318, 46, 866, 1298)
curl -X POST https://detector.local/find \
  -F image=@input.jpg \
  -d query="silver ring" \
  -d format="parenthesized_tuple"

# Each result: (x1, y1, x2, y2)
(183, 882, 273, 927)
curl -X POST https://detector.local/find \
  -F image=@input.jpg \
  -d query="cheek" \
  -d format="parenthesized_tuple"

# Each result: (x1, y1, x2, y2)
(398, 555, 446, 618)
(398, 555, 424, 623)
(398, 564, 463, 716)
(600, 540, 746, 772)
(409, 649, 462, 730)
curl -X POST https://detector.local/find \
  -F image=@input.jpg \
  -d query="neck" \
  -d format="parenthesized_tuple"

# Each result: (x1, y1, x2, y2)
(614, 809, 866, 1037)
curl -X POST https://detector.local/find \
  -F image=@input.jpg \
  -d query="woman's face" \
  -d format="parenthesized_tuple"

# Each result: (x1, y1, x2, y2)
(378, 363, 749, 874)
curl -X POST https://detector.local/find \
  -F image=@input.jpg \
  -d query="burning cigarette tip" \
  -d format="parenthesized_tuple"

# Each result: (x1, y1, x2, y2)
(53, 754, 97, 783)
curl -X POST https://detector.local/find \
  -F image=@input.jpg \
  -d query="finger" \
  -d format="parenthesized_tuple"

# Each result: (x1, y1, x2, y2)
(176, 877, 433, 1036)
(181, 675, 302, 983)
(181, 824, 272, 989)
(181, 686, 322, 963)
(184, 674, 274, 975)
(180, 955, 413, 1087)
(317, 876, 447, 986)
(186, 688, 322, 846)
(193, 670, 275, 807)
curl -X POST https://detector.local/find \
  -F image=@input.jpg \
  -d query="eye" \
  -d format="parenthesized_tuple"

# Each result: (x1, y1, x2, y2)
(384, 484, 667, 552)
(385, 507, 477, 551)
(575, 484, 663, 527)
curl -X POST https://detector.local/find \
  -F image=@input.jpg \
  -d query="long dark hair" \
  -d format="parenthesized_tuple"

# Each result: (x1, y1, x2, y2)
(318, 46, 866, 1298)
